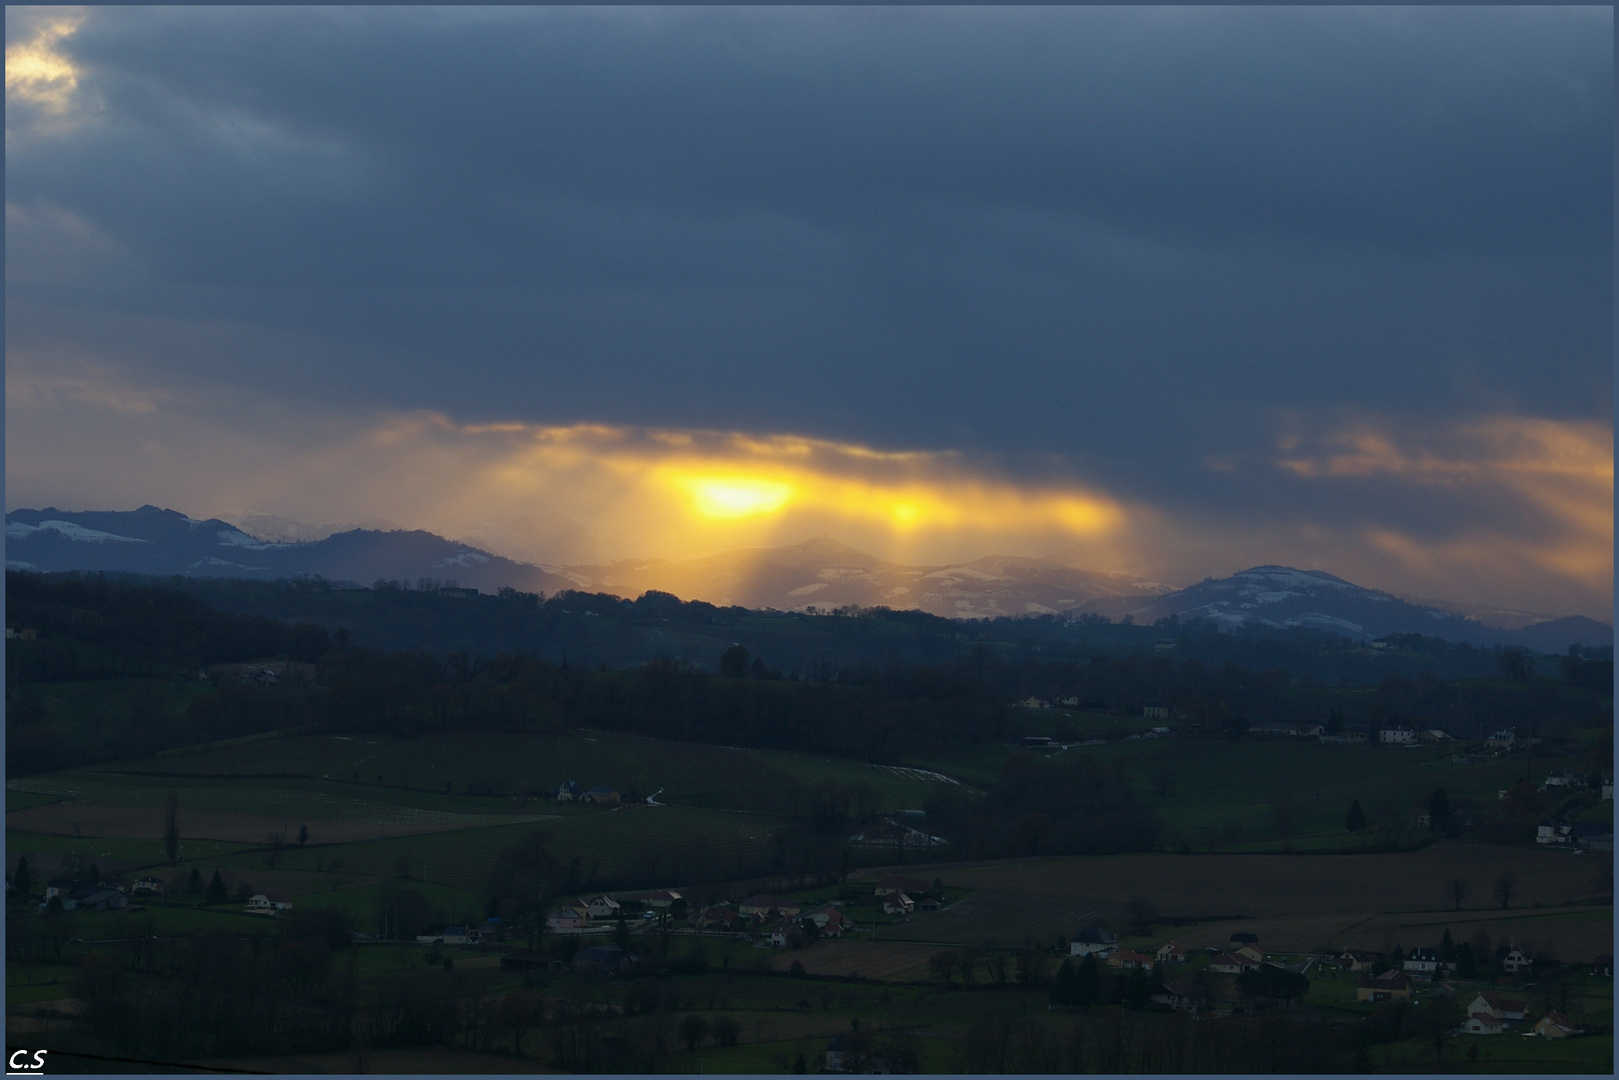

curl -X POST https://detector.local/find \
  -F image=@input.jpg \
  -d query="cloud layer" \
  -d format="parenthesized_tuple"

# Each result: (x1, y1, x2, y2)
(5, 7, 1612, 617)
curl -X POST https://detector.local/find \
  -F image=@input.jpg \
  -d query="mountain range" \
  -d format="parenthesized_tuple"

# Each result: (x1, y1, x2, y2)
(5, 505, 1609, 653)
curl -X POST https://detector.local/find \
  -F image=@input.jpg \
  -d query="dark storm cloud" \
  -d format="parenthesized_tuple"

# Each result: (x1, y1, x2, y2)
(5, 6, 1612, 612)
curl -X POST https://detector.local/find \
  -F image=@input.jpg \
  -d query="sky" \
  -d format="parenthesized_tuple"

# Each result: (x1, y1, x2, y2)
(5, 6, 1613, 619)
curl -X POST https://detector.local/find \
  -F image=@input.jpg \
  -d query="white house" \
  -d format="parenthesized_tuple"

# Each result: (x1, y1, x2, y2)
(246, 891, 292, 913)
(1501, 947, 1533, 975)
(1379, 726, 1417, 745)
(1070, 927, 1118, 957)
(1401, 948, 1441, 977)
(578, 895, 621, 919)
(1466, 992, 1527, 1021)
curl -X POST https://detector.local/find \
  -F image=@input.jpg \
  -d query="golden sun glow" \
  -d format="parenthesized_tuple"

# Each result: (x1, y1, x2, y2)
(6, 11, 85, 115)
(678, 474, 797, 520)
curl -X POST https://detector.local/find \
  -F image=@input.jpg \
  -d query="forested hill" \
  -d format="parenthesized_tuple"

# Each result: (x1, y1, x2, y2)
(5, 571, 1611, 779)
(18, 569, 1591, 686)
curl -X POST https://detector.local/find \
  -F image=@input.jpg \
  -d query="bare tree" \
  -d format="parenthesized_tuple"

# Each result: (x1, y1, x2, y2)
(1492, 874, 1516, 910)
(1446, 877, 1470, 911)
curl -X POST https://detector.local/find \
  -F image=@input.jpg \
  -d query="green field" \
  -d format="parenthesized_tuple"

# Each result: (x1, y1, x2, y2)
(91, 729, 964, 815)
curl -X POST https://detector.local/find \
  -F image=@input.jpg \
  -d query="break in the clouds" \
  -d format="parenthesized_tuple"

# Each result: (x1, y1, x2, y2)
(5, 7, 1613, 618)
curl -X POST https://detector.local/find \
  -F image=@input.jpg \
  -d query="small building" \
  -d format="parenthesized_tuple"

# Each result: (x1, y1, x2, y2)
(805, 904, 851, 936)
(131, 877, 164, 895)
(1379, 726, 1417, 745)
(440, 925, 480, 945)
(1536, 820, 1573, 845)
(1319, 730, 1368, 745)
(1534, 1012, 1580, 1039)
(546, 906, 589, 932)
(1070, 927, 1118, 958)
(1156, 941, 1185, 963)
(1337, 950, 1378, 972)
(555, 781, 581, 802)
(1543, 770, 1583, 789)
(882, 891, 915, 916)
(1602, 779, 1614, 801)
(1356, 970, 1412, 1003)
(768, 926, 789, 947)
(1106, 949, 1154, 970)
(1142, 705, 1169, 720)
(1233, 945, 1264, 964)
(1463, 1012, 1505, 1035)
(1485, 729, 1518, 751)
(245, 890, 291, 913)
(1592, 954, 1613, 977)
(738, 894, 800, 918)
(1418, 728, 1453, 742)
(1501, 946, 1533, 974)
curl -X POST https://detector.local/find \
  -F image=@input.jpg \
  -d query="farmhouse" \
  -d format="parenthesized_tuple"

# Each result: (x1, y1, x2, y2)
(805, 904, 851, 936)
(1356, 970, 1412, 1003)
(578, 895, 621, 919)
(245, 890, 291, 913)
(1233, 945, 1264, 964)
(1534, 1012, 1581, 1039)
(1070, 927, 1118, 958)
(555, 781, 580, 802)
(1152, 981, 1200, 1012)
(1543, 770, 1583, 789)
(882, 891, 915, 916)
(1485, 729, 1518, 751)
(1465, 992, 1527, 1021)
(1379, 726, 1417, 745)
(1155, 941, 1185, 963)
(873, 875, 931, 897)
(769, 926, 789, 947)
(64, 886, 128, 912)
(1142, 705, 1169, 720)
(131, 877, 164, 895)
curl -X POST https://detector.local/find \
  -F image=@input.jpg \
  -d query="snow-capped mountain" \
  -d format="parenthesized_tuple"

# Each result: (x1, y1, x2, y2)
(4, 506, 570, 594)
(1087, 565, 1610, 652)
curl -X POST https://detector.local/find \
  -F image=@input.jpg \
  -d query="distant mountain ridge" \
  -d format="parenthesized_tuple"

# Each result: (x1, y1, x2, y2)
(5, 506, 1609, 653)
(1083, 564, 1611, 654)
(5, 505, 571, 596)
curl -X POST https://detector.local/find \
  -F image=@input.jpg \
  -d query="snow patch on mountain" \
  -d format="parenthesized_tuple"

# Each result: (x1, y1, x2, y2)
(27, 520, 149, 544)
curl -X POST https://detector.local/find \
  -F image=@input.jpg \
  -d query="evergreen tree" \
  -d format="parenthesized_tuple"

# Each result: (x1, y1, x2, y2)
(187, 867, 203, 895)
(1440, 928, 1455, 962)
(13, 855, 31, 897)
(207, 869, 227, 905)
(1456, 942, 1477, 979)
(1427, 787, 1451, 828)
(1075, 953, 1101, 1007)
(1049, 958, 1077, 1007)
(1344, 799, 1366, 833)
(164, 790, 180, 864)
